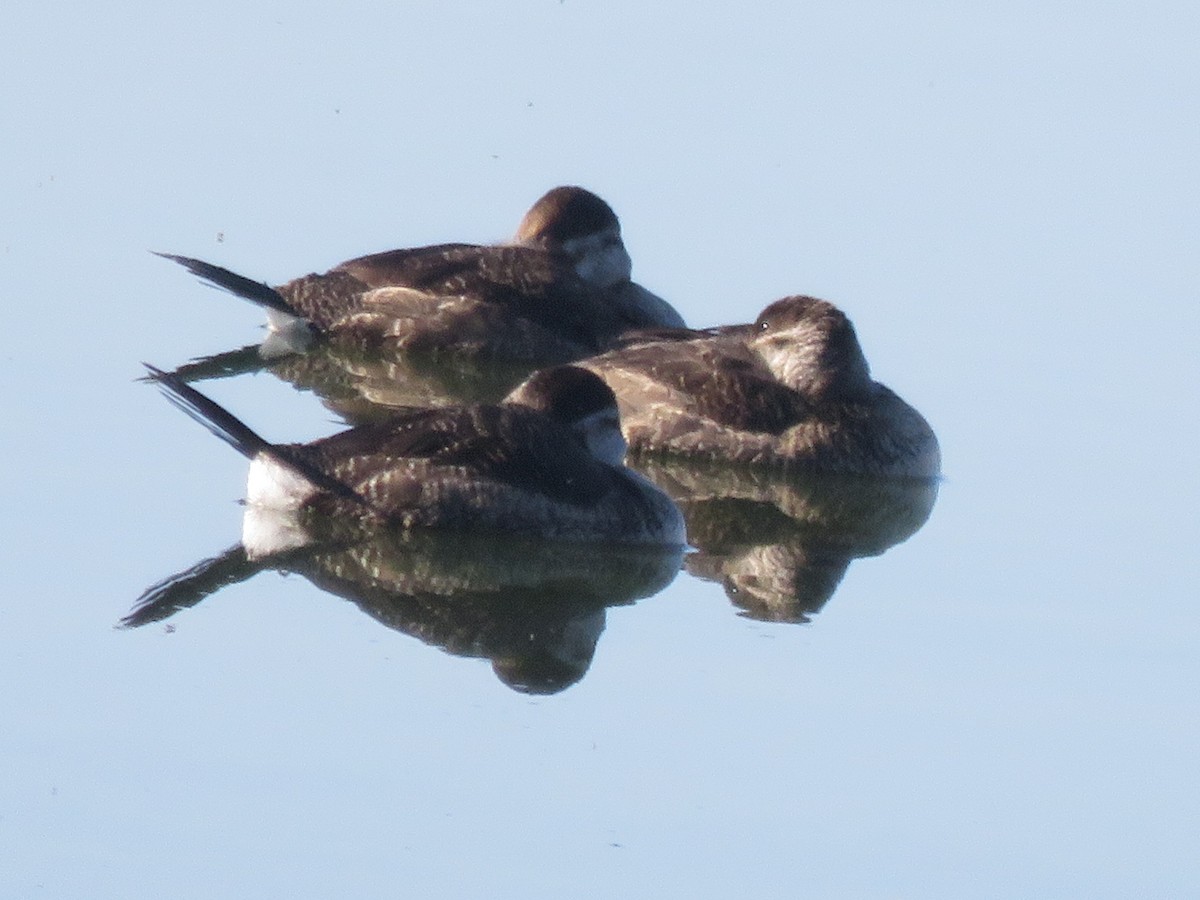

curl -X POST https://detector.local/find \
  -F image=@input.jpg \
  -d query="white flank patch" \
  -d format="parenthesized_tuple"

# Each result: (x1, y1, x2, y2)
(246, 455, 317, 509)
(262, 310, 315, 355)
(240, 455, 319, 557)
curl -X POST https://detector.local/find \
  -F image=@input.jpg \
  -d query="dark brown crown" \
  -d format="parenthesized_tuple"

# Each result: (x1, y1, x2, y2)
(753, 295, 847, 334)
(506, 365, 618, 424)
(514, 186, 620, 246)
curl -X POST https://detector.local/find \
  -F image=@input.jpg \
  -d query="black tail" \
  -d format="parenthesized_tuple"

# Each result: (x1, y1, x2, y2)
(118, 543, 264, 628)
(118, 526, 368, 629)
(144, 363, 274, 460)
(155, 252, 300, 318)
(163, 344, 273, 383)
(142, 365, 372, 507)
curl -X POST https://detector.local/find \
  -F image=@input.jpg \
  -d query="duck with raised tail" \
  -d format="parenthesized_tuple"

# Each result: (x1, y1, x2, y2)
(143, 364, 687, 552)
(158, 186, 684, 362)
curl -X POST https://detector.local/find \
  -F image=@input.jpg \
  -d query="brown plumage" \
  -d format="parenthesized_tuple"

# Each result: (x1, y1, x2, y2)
(158, 186, 684, 361)
(574, 295, 941, 478)
(144, 365, 686, 545)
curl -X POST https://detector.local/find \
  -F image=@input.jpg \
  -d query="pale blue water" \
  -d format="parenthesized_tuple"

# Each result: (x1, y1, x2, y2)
(2, 3, 1198, 897)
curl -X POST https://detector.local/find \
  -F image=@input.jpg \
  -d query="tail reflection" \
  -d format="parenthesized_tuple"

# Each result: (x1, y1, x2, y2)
(166, 339, 561, 425)
(122, 525, 683, 694)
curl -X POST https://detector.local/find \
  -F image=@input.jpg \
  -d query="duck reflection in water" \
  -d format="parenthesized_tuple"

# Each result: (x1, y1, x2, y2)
(168, 340, 537, 425)
(157, 185, 684, 374)
(634, 459, 938, 622)
(122, 528, 682, 694)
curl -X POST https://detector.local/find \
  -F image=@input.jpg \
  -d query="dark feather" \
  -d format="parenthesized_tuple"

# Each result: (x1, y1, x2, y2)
(297, 405, 615, 507)
(143, 365, 371, 507)
(155, 252, 299, 317)
(119, 543, 260, 628)
(594, 340, 811, 435)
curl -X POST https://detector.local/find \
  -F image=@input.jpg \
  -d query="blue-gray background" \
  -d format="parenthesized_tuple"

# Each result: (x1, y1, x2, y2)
(2, 2, 1197, 897)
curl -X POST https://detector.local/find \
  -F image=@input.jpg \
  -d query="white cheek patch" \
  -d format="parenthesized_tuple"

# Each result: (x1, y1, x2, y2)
(562, 232, 633, 288)
(753, 334, 820, 394)
(578, 411, 627, 465)
(554, 610, 606, 666)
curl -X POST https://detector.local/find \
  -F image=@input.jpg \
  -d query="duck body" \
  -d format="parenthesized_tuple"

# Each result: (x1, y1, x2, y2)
(575, 296, 940, 478)
(159, 186, 684, 362)
(146, 365, 686, 551)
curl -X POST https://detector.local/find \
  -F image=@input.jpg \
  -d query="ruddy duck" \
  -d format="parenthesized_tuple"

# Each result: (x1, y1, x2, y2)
(158, 186, 684, 361)
(572, 295, 941, 478)
(143, 364, 686, 549)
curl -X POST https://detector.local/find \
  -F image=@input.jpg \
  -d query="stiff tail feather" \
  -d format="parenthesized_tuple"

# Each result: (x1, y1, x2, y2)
(142, 364, 371, 507)
(155, 252, 300, 318)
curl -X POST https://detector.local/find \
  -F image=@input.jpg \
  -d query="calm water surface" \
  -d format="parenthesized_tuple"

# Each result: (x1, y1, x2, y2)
(3, 3, 1198, 897)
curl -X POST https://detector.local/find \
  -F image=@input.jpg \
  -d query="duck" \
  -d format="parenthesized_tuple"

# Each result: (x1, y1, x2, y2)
(143, 364, 686, 550)
(570, 294, 940, 478)
(158, 186, 685, 362)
